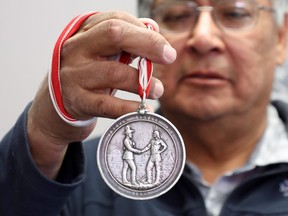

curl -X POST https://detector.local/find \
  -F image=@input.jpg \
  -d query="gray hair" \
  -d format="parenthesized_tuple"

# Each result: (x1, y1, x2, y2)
(137, 0, 288, 26)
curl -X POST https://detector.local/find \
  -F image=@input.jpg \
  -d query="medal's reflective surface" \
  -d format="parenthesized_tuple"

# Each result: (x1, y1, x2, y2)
(97, 109, 186, 200)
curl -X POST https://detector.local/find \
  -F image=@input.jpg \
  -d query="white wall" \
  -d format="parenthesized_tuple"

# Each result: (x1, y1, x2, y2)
(0, 0, 158, 140)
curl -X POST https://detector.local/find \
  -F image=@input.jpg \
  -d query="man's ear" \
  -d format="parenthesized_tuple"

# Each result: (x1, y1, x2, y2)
(276, 13, 288, 65)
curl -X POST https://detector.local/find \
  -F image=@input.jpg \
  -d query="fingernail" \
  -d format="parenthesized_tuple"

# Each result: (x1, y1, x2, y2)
(163, 44, 177, 63)
(151, 79, 164, 99)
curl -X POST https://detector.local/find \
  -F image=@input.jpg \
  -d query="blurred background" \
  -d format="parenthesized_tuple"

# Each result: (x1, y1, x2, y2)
(0, 0, 159, 140)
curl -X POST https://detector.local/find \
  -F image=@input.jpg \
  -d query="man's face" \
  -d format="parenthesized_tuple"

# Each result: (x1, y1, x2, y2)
(153, 0, 287, 121)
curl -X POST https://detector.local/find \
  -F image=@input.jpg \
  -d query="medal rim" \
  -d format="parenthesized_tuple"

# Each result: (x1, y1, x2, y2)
(97, 111, 186, 200)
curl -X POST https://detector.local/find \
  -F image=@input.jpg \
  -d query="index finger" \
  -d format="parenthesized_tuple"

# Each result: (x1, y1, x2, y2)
(68, 12, 177, 64)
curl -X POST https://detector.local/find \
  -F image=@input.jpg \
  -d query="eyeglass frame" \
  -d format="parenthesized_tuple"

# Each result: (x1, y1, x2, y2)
(151, 0, 275, 33)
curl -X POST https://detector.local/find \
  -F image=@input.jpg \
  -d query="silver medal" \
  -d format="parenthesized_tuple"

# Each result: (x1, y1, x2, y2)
(97, 107, 186, 200)
(97, 33, 185, 199)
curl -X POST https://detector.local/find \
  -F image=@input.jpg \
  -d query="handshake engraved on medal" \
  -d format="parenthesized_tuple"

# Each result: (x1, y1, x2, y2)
(121, 125, 169, 188)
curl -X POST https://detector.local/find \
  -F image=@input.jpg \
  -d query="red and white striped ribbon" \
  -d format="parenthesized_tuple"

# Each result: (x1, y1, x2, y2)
(48, 12, 156, 127)
(137, 23, 155, 101)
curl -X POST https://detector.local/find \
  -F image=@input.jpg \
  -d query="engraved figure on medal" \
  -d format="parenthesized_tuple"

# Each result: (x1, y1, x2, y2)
(144, 129, 168, 186)
(121, 125, 142, 186)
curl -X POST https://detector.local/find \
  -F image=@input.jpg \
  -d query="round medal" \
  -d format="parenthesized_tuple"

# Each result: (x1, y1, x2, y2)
(97, 21, 185, 200)
(97, 109, 186, 200)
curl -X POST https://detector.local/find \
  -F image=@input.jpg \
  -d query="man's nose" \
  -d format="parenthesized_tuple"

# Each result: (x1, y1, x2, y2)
(187, 10, 223, 55)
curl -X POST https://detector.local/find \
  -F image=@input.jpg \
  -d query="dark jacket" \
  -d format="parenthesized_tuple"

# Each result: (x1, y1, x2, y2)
(1, 101, 288, 216)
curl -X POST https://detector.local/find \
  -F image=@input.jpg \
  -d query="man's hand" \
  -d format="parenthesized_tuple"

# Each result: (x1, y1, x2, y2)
(27, 11, 176, 179)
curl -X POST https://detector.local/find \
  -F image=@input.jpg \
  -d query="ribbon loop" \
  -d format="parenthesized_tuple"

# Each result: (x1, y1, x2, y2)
(48, 12, 156, 127)
(138, 57, 153, 100)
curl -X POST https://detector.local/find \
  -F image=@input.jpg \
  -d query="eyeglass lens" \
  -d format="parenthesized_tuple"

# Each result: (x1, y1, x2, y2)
(152, 0, 259, 32)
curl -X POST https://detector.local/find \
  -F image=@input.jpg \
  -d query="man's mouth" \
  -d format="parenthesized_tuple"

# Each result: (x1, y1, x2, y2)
(181, 71, 230, 86)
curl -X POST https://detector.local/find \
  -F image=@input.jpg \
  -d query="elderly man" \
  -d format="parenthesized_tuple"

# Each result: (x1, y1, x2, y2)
(1, 0, 288, 215)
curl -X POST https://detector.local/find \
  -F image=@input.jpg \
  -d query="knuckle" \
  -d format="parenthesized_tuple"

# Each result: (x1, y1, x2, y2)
(109, 11, 138, 25)
(107, 64, 132, 83)
(105, 19, 129, 44)
(105, 19, 122, 42)
(61, 38, 78, 58)
(110, 11, 131, 20)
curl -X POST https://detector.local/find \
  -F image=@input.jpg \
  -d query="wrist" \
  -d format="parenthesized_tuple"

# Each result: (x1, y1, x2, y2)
(27, 115, 69, 179)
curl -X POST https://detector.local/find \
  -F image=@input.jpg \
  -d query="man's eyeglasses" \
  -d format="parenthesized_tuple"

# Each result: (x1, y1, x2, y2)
(151, 0, 274, 33)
